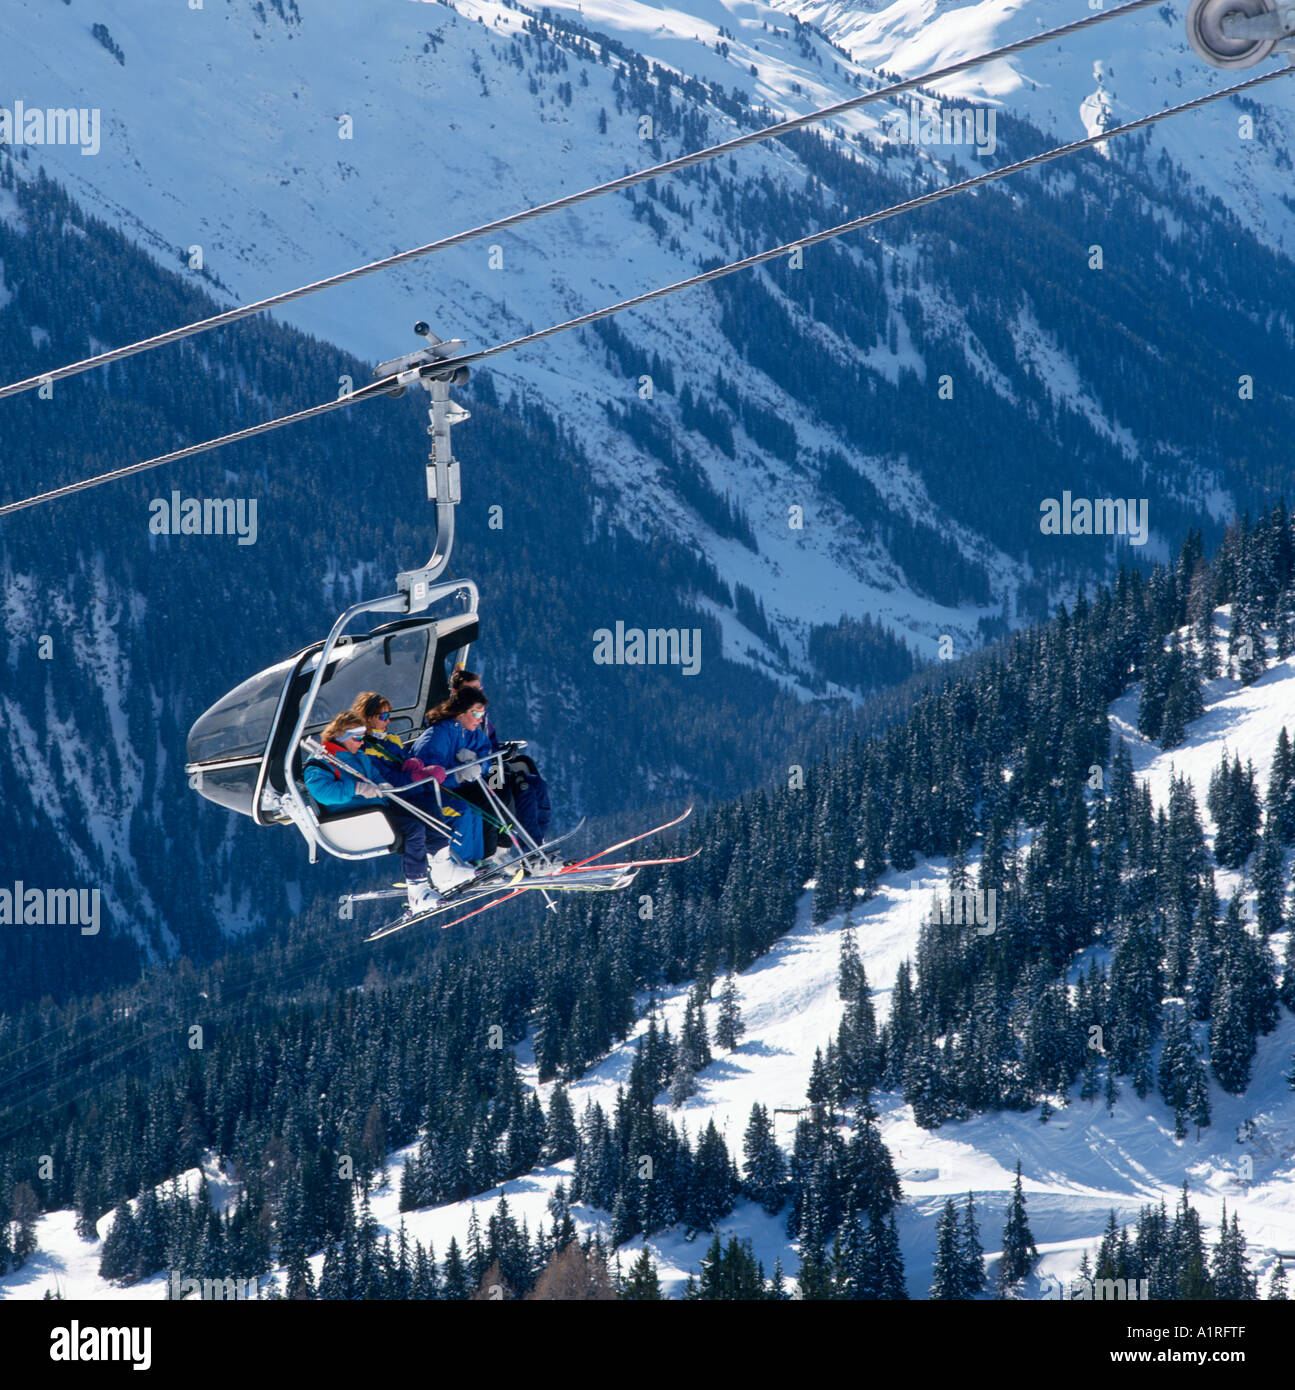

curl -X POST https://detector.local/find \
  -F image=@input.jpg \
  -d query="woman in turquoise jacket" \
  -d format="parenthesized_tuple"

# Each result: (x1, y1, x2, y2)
(302, 711, 442, 914)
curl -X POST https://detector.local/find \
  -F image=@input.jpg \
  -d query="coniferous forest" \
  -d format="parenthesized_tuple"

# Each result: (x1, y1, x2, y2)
(3, 508, 1295, 1298)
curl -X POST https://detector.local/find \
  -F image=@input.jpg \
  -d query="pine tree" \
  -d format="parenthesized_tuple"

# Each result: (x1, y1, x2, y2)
(929, 1197, 964, 1299)
(874, 1210, 908, 1300)
(1234, 602, 1268, 685)
(1188, 877, 1220, 1020)
(997, 1162, 1038, 1294)
(1268, 1257, 1288, 1300)
(714, 971, 744, 1051)
(838, 922, 864, 1002)
(1211, 1206, 1257, 1300)
(742, 1103, 786, 1215)
(806, 1047, 832, 1107)
(1275, 578, 1295, 658)
(99, 1202, 142, 1284)
(688, 1120, 738, 1232)
(134, 1185, 165, 1280)
(1187, 1054, 1212, 1135)
(796, 1190, 835, 1301)
(283, 1246, 315, 1301)
(1137, 631, 1171, 741)
(883, 961, 919, 1085)
(1253, 826, 1286, 937)
(441, 1236, 470, 1300)
(1196, 596, 1220, 677)
(1210, 959, 1256, 1094)
(1103, 1062, 1121, 1113)
(1282, 924, 1295, 1013)
(465, 1208, 487, 1289)
(7, 1181, 39, 1272)
(1160, 638, 1204, 749)
(621, 1245, 663, 1299)
(546, 1083, 579, 1160)
(1158, 1002, 1208, 1139)
(1079, 1049, 1100, 1105)
(668, 1042, 696, 1108)
(1208, 752, 1261, 868)
(682, 993, 712, 1071)
(1266, 728, 1295, 843)
(1172, 1182, 1212, 1299)
(960, 1192, 986, 1295)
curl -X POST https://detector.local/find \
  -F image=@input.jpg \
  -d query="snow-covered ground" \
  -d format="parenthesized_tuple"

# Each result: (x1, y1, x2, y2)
(9, 609, 1295, 1298)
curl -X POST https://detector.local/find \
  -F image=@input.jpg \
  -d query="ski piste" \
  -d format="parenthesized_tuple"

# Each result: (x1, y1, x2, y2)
(425, 805, 696, 933)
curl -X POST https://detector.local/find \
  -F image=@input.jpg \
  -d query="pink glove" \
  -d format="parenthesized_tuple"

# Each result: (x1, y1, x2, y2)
(403, 758, 446, 784)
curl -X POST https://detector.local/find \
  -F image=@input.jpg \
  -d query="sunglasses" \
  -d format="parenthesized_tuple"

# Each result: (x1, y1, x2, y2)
(374, 712, 391, 722)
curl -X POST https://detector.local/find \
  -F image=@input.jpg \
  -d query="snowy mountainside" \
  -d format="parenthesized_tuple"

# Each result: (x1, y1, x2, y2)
(766, 0, 1295, 257)
(3, 0, 996, 662)
(5, 0, 1295, 666)
(10, 605, 1295, 1299)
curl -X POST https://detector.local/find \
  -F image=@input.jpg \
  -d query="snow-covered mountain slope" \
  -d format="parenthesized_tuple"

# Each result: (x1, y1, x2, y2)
(12, 607, 1295, 1299)
(767, 0, 1295, 257)
(3, 0, 994, 663)
(6, 0, 1295, 671)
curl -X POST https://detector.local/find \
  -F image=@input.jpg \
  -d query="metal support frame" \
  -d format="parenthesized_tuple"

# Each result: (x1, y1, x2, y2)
(1221, 0, 1295, 38)
(376, 327, 471, 585)
(235, 324, 482, 863)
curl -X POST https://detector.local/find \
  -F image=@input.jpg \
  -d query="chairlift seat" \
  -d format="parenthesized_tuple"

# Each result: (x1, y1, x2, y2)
(314, 806, 399, 855)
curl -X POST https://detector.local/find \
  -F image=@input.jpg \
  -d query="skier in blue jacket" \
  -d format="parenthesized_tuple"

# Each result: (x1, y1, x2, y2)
(409, 686, 498, 866)
(450, 668, 553, 851)
(351, 690, 409, 775)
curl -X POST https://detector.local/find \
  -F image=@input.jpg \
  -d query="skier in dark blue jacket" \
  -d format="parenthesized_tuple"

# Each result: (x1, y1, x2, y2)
(450, 668, 553, 852)
(409, 686, 498, 867)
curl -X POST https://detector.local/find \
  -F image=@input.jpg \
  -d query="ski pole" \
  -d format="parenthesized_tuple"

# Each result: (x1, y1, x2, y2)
(478, 776, 558, 912)
(300, 738, 454, 842)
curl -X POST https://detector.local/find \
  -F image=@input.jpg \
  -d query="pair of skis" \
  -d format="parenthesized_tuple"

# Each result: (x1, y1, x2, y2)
(344, 815, 591, 906)
(361, 805, 698, 940)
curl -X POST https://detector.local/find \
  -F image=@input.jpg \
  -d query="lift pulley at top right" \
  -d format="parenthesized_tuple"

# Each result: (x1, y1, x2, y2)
(1187, 0, 1295, 68)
